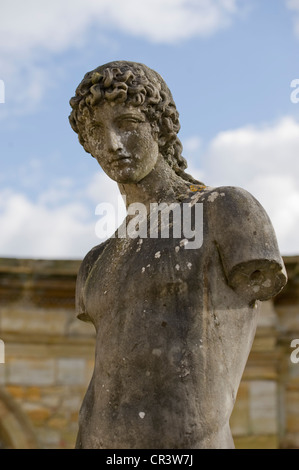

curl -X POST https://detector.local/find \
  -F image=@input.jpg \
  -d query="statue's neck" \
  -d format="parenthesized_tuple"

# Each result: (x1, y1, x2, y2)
(117, 157, 190, 211)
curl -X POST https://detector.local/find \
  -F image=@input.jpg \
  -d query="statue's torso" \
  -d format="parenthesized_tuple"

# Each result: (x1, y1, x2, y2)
(77, 212, 258, 448)
(75, 186, 286, 448)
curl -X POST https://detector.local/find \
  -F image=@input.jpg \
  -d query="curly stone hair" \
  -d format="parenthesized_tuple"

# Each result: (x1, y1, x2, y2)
(69, 60, 201, 184)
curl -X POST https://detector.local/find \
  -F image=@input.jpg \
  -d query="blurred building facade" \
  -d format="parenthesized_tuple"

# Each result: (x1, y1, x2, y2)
(0, 256, 298, 449)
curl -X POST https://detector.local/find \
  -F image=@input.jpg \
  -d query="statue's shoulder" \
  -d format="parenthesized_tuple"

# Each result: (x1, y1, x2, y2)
(203, 185, 287, 301)
(78, 240, 109, 285)
(203, 185, 257, 203)
(202, 185, 266, 217)
(75, 240, 110, 322)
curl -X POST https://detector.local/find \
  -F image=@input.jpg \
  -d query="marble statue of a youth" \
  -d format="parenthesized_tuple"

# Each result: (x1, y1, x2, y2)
(69, 61, 287, 449)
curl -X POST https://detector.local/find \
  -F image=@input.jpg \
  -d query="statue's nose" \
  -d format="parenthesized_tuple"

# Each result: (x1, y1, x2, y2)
(106, 128, 123, 152)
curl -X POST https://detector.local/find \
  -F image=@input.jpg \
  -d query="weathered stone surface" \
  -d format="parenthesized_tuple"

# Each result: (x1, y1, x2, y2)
(69, 61, 287, 449)
(0, 256, 297, 448)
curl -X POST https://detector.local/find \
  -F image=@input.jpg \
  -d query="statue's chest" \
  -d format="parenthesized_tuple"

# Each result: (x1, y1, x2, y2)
(84, 236, 203, 327)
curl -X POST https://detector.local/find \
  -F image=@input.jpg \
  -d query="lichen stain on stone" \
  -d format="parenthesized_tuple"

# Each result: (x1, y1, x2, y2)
(152, 348, 162, 357)
(207, 192, 219, 202)
(136, 239, 143, 252)
(207, 191, 226, 203)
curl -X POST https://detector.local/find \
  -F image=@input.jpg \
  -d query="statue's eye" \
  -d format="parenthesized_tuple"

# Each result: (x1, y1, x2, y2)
(117, 116, 145, 129)
(125, 117, 142, 123)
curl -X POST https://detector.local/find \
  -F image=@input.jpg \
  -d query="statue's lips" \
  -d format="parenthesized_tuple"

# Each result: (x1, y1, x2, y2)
(111, 155, 131, 164)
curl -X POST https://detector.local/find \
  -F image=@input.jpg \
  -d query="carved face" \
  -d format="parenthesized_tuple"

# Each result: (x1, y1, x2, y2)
(85, 101, 159, 184)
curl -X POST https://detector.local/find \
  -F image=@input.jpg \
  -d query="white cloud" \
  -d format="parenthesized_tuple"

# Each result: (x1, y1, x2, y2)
(0, 173, 125, 259)
(286, 0, 299, 37)
(0, 0, 244, 115)
(202, 116, 299, 255)
(86, 172, 127, 239)
(0, 189, 93, 259)
(0, 1, 92, 55)
(103, 0, 241, 43)
(0, 0, 242, 52)
(206, 117, 299, 184)
(85, 172, 122, 205)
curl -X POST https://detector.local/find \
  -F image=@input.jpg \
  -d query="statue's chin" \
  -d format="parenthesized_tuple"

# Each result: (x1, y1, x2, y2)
(106, 169, 148, 185)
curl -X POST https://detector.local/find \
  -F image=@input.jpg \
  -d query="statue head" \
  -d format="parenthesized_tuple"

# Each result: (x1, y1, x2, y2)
(69, 60, 201, 184)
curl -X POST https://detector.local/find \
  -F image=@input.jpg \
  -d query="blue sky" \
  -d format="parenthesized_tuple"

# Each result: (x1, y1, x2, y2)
(0, 0, 299, 259)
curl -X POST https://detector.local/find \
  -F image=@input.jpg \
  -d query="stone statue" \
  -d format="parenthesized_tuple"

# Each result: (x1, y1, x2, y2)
(69, 61, 287, 449)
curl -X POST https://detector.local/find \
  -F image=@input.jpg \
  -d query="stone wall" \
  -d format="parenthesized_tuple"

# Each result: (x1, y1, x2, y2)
(0, 258, 94, 449)
(0, 256, 298, 449)
(230, 256, 299, 448)
(275, 257, 299, 449)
